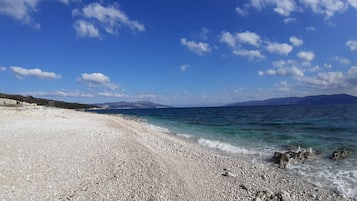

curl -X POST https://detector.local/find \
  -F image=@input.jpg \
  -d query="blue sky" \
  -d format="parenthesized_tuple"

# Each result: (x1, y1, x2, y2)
(1, 0, 357, 106)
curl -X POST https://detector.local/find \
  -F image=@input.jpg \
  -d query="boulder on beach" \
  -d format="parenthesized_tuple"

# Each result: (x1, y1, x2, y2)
(331, 150, 351, 161)
(271, 147, 316, 168)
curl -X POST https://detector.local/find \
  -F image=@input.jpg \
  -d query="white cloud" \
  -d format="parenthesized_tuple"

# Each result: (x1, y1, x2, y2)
(346, 40, 357, 51)
(237, 31, 261, 47)
(249, 0, 297, 16)
(180, 38, 211, 56)
(73, 20, 100, 38)
(98, 92, 127, 98)
(0, 0, 77, 26)
(0, 0, 39, 25)
(244, 0, 353, 19)
(53, 90, 93, 97)
(57, 0, 79, 4)
(219, 31, 261, 48)
(276, 81, 291, 92)
(298, 71, 346, 89)
(273, 0, 297, 16)
(233, 49, 265, 60)
(77, 72, 118, 90)
(306, 26, 317, 31)
(289, 36, 303, 46)
(260, 60, 304, 77)
(266, 66, 304, 77)
(349, 0, 357, 8)
(180, 64, 190, 72)
(0, 66, 6, 71)
(266, 42, 293, 55)
(10, 66, 61, 79)
(297, 51, 315, 62)
(72, 2, 145, 37)
(219, 31, 236, 48)
(335, 56, 351, 65)
(324, 63, 333, 68)
(284, 17, 297, 24)
(236, 6, 249, 16)
(301, 0, 348, 18)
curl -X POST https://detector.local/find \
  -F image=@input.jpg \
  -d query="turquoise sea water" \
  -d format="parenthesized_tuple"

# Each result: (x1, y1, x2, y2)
(91, 105, 357, 199)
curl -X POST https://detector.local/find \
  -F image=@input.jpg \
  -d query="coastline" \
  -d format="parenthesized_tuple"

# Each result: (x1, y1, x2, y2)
(0, 106, 354, 200)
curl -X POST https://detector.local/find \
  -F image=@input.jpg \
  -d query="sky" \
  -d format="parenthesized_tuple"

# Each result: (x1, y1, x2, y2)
(1, 0, 357, 106)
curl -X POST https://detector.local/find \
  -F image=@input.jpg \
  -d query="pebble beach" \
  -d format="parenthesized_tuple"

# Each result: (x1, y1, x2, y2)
(0, 106, 354, 200)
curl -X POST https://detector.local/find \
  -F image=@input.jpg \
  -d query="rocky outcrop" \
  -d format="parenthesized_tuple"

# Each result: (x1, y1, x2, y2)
(331, 150, 351, 161)
(271, 147, 315, 168)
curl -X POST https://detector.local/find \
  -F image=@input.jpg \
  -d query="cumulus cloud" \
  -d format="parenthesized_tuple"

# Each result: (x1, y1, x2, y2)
(259, 60, 304, 77)
(284, 17, 297, 24)
(0, 0, 39, 25)
(273, 0, 297, 16)
(180, 38, 211, 56)
(289, 36, 303, 46)
(180, 64, 190, 72)
(297, 51, 315, 62)
(72, 2, 145, 38)
(0, 66, 6, 71)
(276, 81, 291, 92)
(335, 56, 351, 65)
(0, 0, 78, 26)
(248, 0, 297, 16)
(298, 71, 346, 89)
(265, 66, 304, 77)
(10, 66, 61, 79)
(98, 92, 127, 98)
(220, 32, 236, 48)
(77, 72, 118, 90)
(266, 42, 293, 55)
(236, 6, 249, 16)
(241, 0, 356, 18)
(300, 0, 347, 18)
(349, 0, 357, 8)
(346, 40, 357, 51)
(219, 31, 261, 48)
(237, 31, 261, 47)
(298, 66, 357, 90)
(73, 20, 100, 38)
(233, 49, 265, 60)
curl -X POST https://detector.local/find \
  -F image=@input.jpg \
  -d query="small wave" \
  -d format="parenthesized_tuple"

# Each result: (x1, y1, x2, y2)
(176, 133, 193, 139)
(142, 123, 171, 133)
(197, 138, 255, 155)
(288, 161, 357, 199)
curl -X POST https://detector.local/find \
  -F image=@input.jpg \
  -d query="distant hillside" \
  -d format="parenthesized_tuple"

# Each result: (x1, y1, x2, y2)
(0, 93, 96, 109)
(96, 101, 172, 109)
(225, 94, 357, 107)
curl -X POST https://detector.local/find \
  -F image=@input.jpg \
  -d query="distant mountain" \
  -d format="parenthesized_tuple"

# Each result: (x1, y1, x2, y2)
(96, 101, 172, 109)
(225, 94, 357, 107)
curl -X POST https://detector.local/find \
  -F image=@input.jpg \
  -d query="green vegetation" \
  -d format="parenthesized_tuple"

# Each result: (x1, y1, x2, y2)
(0, 93, 96, 109)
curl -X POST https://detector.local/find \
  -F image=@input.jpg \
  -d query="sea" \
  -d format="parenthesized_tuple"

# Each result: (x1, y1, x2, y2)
(90, 104, 357, 199)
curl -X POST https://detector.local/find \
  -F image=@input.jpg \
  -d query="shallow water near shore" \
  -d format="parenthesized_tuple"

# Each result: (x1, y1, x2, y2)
(91, 104, 357, 199)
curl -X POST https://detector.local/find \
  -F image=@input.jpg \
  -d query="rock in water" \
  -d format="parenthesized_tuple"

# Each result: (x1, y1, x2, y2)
(271, 147, 316, 168)
(331, 150, 350, 160)
(272, 152, 290, 168)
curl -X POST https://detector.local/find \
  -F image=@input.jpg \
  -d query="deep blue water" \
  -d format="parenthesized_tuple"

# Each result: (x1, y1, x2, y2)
(90, 104, 357, 199)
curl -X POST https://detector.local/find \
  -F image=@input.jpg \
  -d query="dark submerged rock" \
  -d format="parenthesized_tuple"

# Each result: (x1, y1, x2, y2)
(331, 150, 351, 160)
(271, 147, 316, 168)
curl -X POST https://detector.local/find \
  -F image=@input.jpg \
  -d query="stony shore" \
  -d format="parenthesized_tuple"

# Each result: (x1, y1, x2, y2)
(0, 106, 354, 200)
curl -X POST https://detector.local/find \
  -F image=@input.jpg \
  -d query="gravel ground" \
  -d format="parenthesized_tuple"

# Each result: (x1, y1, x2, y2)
(0, 106, 354, 201)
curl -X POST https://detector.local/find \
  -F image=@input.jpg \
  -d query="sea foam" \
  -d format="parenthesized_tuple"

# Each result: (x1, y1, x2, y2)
(197, 138, 254, 155)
